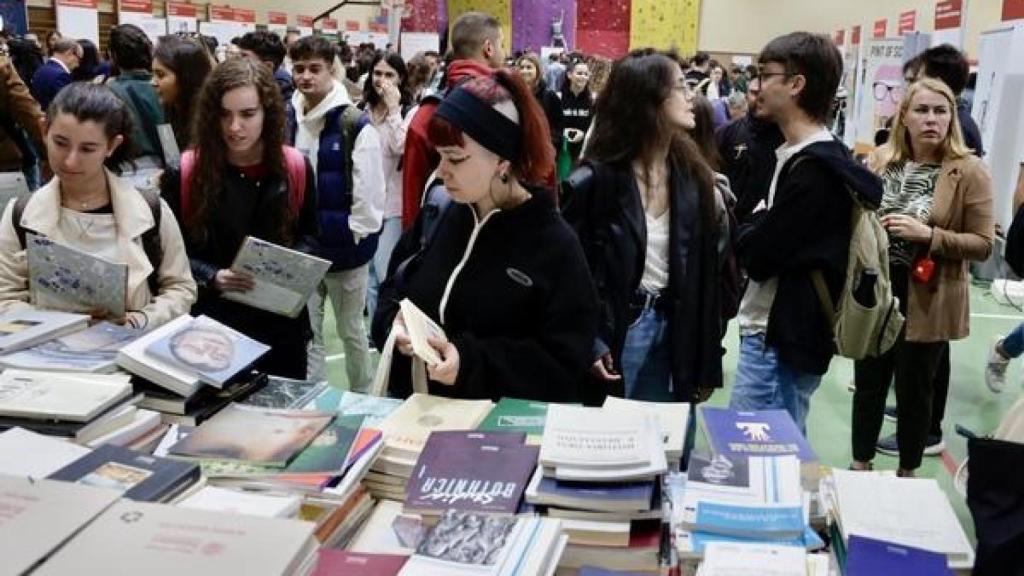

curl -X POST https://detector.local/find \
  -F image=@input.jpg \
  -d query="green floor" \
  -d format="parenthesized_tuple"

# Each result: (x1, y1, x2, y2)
(321, 283, 1024, 543)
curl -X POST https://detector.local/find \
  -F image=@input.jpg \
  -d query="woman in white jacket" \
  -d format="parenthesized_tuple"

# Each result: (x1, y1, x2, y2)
(0, 83, 196, 329)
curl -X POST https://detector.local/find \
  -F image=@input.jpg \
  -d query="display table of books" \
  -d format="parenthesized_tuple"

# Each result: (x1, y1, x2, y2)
(0, 308, 978, 575)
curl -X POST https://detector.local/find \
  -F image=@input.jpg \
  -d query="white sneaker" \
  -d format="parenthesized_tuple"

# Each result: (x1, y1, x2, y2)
(985, 340, 1010, 394)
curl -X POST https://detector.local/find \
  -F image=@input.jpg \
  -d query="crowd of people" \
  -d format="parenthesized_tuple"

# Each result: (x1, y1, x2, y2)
(0, 10, 1005, 477)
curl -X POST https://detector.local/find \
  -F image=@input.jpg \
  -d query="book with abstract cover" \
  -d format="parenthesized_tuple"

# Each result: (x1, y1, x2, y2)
(700, 407, 817, 463)
(26, 233, 128, 318)
(145, 315, 270, 388)
(405, 431, 536, 516)
(0, 321, 139, 373)
(242, 376, 328, 409)
(224, 236, 331, 318)
(169, 404, 334, 467)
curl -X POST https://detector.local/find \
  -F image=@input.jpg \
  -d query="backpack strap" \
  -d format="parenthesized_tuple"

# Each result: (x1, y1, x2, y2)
(282, 146, 307, 218)
(179, 149, 197, 222)
(10, 193, 32, 250)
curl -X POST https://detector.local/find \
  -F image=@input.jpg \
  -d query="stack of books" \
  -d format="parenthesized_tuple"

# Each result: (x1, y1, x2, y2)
(402, 430, 539, 522)
(0, 309, 90, 355)
(699, 541, 830, 576)
(118, 315, 271, 425)
(47, 443, 201, 502)
(0, 321, 139, 373)
(603, 396, 690, 467)
(397, 510, 566, 576)
(535, 404, 668, 574)
(366, 394, 493, 501)
(822, 469, 974, 571)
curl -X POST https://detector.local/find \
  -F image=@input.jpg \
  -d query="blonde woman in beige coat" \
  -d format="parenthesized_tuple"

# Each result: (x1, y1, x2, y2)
(851, 77, 993, 477)
(0, 83, 195, 330)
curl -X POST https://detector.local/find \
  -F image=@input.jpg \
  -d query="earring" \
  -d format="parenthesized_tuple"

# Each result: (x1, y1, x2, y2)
(500, 173, 509, 183)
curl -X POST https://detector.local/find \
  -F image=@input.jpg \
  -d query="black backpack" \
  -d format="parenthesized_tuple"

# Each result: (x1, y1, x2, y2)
(10, 189, 164, 293)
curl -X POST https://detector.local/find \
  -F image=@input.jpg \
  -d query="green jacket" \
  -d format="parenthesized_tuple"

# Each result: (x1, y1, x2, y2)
(108, 70, 165, 162)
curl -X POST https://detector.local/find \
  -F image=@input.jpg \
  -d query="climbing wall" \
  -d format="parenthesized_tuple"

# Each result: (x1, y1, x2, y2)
(576, 0, 630, 59)
(447, 0, 512, 56)
(511, 0, 576, 53)
(630, 0, 700, 54)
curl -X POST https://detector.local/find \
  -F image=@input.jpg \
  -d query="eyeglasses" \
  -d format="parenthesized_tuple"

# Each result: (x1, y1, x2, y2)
(873, 82, 904, 103)
(758, 71, 791, 84)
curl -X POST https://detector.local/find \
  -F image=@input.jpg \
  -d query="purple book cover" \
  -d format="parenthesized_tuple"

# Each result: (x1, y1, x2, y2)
(700, 407, 817, 462)
(405, 432, 538, 515)
(847, 535, 952, 576)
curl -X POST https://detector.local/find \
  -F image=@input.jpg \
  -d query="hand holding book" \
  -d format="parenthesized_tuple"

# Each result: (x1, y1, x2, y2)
(214, 269, 255, 293)
(393, 300, 458, 385)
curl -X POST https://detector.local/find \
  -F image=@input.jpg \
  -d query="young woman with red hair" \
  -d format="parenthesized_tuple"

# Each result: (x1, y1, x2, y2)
(371, 70, 598, 403)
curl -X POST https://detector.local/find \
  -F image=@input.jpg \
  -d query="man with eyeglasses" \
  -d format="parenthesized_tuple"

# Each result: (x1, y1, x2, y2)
(729, 32, 884, 434)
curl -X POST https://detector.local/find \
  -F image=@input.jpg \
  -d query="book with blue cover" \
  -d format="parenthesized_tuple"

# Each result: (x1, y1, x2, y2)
(48, 443, 200, 502)
(700, 407, 817, 462)
(144, 315, 270, 388)
(679, 453, 804, 539)
(676, 525, 824, 558)
(525, 467, 655, 512)
(846, 535, 952, 575)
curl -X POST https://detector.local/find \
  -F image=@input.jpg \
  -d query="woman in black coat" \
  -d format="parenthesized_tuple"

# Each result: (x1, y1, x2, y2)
(516, 52, 564, 156)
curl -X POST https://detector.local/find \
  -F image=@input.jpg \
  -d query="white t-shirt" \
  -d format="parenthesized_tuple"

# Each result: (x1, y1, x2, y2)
(641, 210, 670, 293)
(737, 127, 834, 335)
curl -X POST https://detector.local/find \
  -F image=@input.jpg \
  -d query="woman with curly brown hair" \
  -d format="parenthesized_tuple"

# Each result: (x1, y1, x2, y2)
(159, 58, 318, 377)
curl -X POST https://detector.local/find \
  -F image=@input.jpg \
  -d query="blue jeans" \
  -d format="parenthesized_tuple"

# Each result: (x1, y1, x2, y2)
(367, 217, 403, 323)
(620, 306, 697, 469)
(1001, 322, 1024, 358)
(730, 333, 822, 435)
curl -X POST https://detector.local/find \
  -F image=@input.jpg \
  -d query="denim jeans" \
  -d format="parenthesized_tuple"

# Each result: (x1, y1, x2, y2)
(620, 306, 697, 470)
(729, 333, 822, 435)
(367, 217, 403, 323)
(1002, 322, 1024, 358)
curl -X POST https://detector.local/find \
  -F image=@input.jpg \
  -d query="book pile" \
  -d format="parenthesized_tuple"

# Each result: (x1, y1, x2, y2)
(533, 404, 669, 574)
(48, 443, 202, 502)
(0, 320, 139, 373)
(0, 309, 89, 355)
(821, 469, 974, 571)
(697, 541, 830, 576)
(0, 369, 167, 448)
(365, 393, 493, 502)
(677, 408, 824, 564)
(119, 315, 271, 425)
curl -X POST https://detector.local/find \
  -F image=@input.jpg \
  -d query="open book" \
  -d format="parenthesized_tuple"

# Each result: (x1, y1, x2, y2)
(223, 236, 331, 318)
(399, 299, 446, 365)
(26, 233, 128, 318)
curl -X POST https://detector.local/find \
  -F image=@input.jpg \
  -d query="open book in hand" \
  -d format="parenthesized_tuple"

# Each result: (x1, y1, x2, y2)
(26, 233, 128, 319)
(399, 299, 446, 366)
(223, 236, 331, 318)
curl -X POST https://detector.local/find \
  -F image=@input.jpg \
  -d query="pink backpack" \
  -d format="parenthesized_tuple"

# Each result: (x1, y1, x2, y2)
(179, 146, 307, 221)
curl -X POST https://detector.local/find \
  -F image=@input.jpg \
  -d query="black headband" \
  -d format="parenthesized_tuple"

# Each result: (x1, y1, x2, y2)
(434, 85, 521, 161)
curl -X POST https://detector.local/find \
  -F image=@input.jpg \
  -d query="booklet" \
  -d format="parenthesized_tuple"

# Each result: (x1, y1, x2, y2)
(26, 233, 128, 319)
(399, 299, 446, 365)
(223, 236, 331, 318)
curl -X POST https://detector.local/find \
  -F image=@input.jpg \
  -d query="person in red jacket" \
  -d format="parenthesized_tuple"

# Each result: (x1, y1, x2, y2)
(401, 11, 504, 230)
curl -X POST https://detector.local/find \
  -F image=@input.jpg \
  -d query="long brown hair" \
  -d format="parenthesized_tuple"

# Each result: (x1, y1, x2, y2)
(872, 77, 971, 170)
(586, 50, 716, 222)
(188, 58, 290, 244)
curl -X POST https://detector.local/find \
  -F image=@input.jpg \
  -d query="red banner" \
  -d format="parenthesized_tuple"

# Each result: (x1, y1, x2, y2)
(935, 0, 963, 29)
(1004, 0, 1024, 21)
(233, 8, 255, 23)
(322, 18, 338, 32)
(345, 20, 360, 31)
(898, 10, 916, 34)
(851, 25, 861, 45)
(166, 1, 197, 17)
(873, 18, 887, 39)
(368, 22, 387, 33)
(268, 11, 287, 25)
(57, 0, 98, 8)
(834, 29, 845, 45)
(119, 0, 152, 13)
(297, 15, 313, 28)
(208, 5, 234, 21)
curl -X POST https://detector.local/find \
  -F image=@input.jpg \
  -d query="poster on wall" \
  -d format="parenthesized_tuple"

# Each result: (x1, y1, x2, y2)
(0, 0, 29, 35)
(267, 11, 288, 38)
(166, 1, 197, 34)
(400, 31, 439, 61)
(118, 0, 165, 45)
(933, 0, 963, 47)
(898, 10, 916, 35)
(854, 38, 903, 151)
(297, 15, 313, 38)
(321, 18, 338, 37)
(56, 0, 99, 45)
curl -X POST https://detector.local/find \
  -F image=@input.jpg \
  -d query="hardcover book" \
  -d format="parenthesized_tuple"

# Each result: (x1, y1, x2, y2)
(48, 443, 201, 502)
(312, 389, 403, 426)
(0, 308, 89, 354)
(603, 396, 690, 461)
(540, 405, 649, 469)
(168, 404, 334, 467)
(0, 426, 90, 477)
(525, 467, 655, 512)
(846, 535, 952, 575)
(377, 393, 494, 458)
(32, 500, 319, 576)
(405, 431, 538, 516)
(312, 550, 408, 576)
(242, 376, 328, 409)
(0, 321, 139, 373)
(700, 407, 817, 463)
(26, 233, 128, 318)
(0, 369, 132, 422)
(145, 315, 271, 388)
(477, 397, 550, 440)
(118, 315, 203, 397)
(0, 475, 121, 576)
(223, 236, 331, 318)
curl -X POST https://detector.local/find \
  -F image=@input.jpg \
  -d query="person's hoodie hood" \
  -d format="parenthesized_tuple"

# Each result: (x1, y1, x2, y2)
(292, 79, 352, 125)
(800, 139, 884, 209)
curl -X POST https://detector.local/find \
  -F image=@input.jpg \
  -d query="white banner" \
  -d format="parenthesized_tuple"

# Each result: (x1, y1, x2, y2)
(56, 2, 99, 45)
(167, 16, 196, 34)
(119, 13, 166, 45)
(400, 32, 439, 61)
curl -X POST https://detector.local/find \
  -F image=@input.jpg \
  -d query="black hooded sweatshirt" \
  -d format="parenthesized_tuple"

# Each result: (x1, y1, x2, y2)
(736, 138, 883, 375)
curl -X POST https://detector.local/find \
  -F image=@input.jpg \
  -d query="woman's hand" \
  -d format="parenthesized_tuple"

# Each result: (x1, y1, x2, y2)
(381, 79, 401, 113)
(426, 337, 460, 385)
(214, 269, 255, 293)
(881, 214, 932, 244)
(590, 352, 622, 382)
(393, 311, 414, 356)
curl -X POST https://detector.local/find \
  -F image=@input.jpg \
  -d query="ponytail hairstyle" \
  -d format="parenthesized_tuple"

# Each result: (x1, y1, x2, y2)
(47, 83, 137, 175)
(427, 69, 555, 186)
(154, 34, 214, 149)
(189, 58, 290, 244)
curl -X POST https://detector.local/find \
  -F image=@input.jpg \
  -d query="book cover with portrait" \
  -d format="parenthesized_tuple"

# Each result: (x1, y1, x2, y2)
(145, 315, 270, 387)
